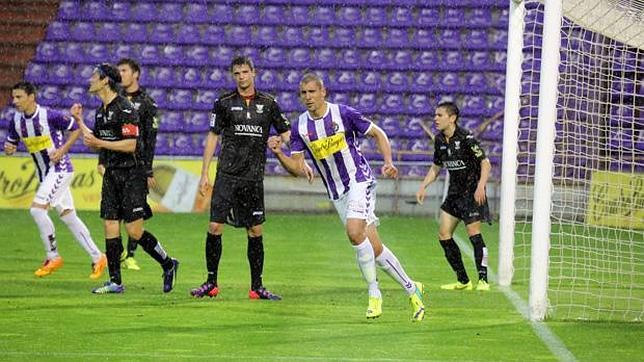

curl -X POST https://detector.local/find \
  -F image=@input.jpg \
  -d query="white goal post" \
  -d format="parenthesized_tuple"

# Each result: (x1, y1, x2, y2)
(499, 0, 643, 321)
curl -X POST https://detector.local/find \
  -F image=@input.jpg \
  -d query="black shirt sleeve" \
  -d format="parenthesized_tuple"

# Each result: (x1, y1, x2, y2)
(464, 133, 487, 162)
(271, 99, 290, 134)
(433, 137, 443, 166)
(210, 98, 227, 135)
(140, 98, 159, 177)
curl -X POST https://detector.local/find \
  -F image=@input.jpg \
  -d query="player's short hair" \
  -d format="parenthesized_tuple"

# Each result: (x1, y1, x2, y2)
(117, 58, 141, 78)
(299, 72, 325, 90)
(437, 101, 460, 121)
(12, 81, 37, 96)
(94, 63, 121, 92)
(230, 55, 255, 72)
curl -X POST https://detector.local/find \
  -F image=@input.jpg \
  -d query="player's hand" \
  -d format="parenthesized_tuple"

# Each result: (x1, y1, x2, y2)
(147, 176, 156, 189)
(267, 136, 283, 154)
(381, 162, 398, 179)
(49, 148, 64, 163)
(4, 141, 16, 155)
(70, 103, 91, 134)
(97, 164, 105, 176)
(199, 174, 210, 196)
(416, 186, 426, 205)
(474, 185, 487, 206)
(83, 132, 100, 148)
(302, 163, 314, 183)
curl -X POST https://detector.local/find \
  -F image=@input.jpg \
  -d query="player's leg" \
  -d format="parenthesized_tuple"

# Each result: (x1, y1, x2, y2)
(438, 206, 472, 290)
(30, 172, 65, 277)
(465, 221, 489, 291)
(122, 203, 150, 271)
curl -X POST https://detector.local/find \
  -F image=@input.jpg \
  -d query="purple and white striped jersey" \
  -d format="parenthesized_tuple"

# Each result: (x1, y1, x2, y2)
(290, 102, 375, 200)
(5, 105, 77, 181)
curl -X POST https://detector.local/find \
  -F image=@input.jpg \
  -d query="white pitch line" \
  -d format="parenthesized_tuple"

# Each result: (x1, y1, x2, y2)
(453, 234, 577, 362)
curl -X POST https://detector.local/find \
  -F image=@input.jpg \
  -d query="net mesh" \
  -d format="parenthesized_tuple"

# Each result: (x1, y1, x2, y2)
(514, 0, 643, 321)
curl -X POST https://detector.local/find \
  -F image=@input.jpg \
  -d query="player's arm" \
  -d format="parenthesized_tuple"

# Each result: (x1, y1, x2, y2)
(199, 131, 219, 196)
(50, 128, 80, 164)
(142, 102, 159, 179)
(3, 119, 19, 155)
(475, 158, 492, 205)
(365, 124, 398, 178)
(268, 135, 311, 181)
(416, 164, 442, 205)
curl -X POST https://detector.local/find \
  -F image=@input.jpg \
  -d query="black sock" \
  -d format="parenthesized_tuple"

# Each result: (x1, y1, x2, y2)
(469, 234, 488, 282)
(205, 233, 222, 285)
(105, 237, 123, 285)
(126, 236, 138, 258)
(247, 235, 264, 290)
(135, 231, 173, 270)
(439, 238, 469, 284)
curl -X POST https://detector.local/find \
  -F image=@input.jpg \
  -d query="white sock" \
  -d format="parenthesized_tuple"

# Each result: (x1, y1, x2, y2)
(30, 207, 58, 259)
(376, 245, 417, 295)
(60, 210, 101, 261)
(353, 238, 381, 299)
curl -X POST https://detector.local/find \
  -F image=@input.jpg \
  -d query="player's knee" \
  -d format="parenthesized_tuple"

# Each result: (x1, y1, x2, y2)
(346, 229, 366, 245)
(208, 222, 223, 235)
(469, 233, 486, 248)
(247, 225, 262, 238)
(438, 230, 452, 240)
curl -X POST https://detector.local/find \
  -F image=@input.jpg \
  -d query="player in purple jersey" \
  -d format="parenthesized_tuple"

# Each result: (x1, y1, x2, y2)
(416, 102, 492, 291)
(269, 73, 426, 321)
(3, 81, 106, 279)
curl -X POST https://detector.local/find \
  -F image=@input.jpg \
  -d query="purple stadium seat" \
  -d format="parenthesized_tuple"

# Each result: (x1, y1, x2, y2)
(162, 45, 185, 65)
(465, 29, 489, 48)
(388, 28, 408, 47)
(361, 71, 381, 91)
(385, 71, 409, 91)
(276, 92, 299, 112)
(417, 8, 439, 26)
(408, 95, 431, 116)
(337, 6, 362, 24)
(57, 0, 80, 20)
(139, 45, 159, 65)
(362, 28, 383, 47)
(150, 24, 174, 44)
(443, 51, 464, 69)
(468, 51, 490, 68)
(290, 6, 309, 24)
(85, 43, 108, 63)
(481, 118, 504, 141)
(239, 47, 260, 62)
(169, 89, 193, 110)
(236, 5, 259, 25)
(84, 1, 108, 20)
(330, 92, 351, 105)
(258, 69, 278, 88)
(414, 29, 436, 48)
(185, 3, 209, 23)
(413, 71, 432, 90)
(392, 50, 413, 70)
(365, 7, 387, 26)
(469, 8, 493, 26)
(226, 26, 251, 46)
(69, 22, 95, 41)
(174, 134, 194, 155)
(185, 46, 209, 66)
(262, 48, 286, 68)
(185, 111, 209, 132)
(390, 7, 414, 25)
(283, 27, 306, 46)
(121, 23, 147, 43)
(177, 25, 201, 45)
(62, 86, 86, 106)
(46, 22, 70, 41)
(202, 25, 224, 46)
(381, 94, 404, 113)
(282, 70, 301, 88)
(210, 46, 233, 66)
(257, 26, 277, 46)
(465, 73, 487, 89)
(439, 72, 460, 90)
(439, 29, 461, 48)
(147, 88, 168, 108)
(330, 70, 356, 91)
(365, 50, 387, 69)
(490, 96, 504, 113)
(49, 64, 73, 85)
(158, 3, 183, 22)
(96, 22, 121, 42)
(341, 49, 361, 69)
(443, 8, 464, 26)
(204, 68, 227, 88)
(415, 51, 438, 70)
(160, 111, 182, 132)
(313, 6, 336, 24)
(315, 48, 336, 68)
(181, 67, 202, 87)
(491, 29, 508, 47)
(379, 116, 401, 137)
(334, 27, 355, 46)
(110, 1, 131, 21)
(39, 85, 61, 107)
(24, 63, 48, 83)
(74, 64, 94, 84)
(289, 48, 312, 67)
(309, 27, 330, 46)
(463, 95, 486, 114)
(262, 5, 284, 25)
(149, 66, 171, 87)
(357, 93, 378, 113)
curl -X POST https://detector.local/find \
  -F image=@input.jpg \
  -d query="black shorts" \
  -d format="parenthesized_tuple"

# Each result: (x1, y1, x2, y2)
(210, 173, 265, 228)
(441, 193, 491, 225)
(101, 167, 149, 223)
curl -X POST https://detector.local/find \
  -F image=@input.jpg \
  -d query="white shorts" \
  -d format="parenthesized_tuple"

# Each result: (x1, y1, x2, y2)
(33, 171, 75, 212)
(332, 181, 379, 226)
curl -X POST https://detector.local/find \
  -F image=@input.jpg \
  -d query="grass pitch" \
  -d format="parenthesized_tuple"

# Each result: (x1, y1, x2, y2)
(0, 209, 641, 361)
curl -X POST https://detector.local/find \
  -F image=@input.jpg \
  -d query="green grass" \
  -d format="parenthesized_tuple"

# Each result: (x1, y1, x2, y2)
(0, 209, 641, 361)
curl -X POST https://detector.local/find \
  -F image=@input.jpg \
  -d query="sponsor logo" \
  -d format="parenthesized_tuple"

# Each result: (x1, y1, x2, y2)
(121, 123, 139, 137)
(231, 106, 243, 111)
(455, 140, 460, 150)
(133, 207, 144, 212)
(443, 159, 466, 170)
(108, 111, 113, 120)
(209, 113, 216, 128)
(332, 121, 339, 132)
(252, 211, 264, 216)
(132, 102, 141, 110)
(309, 132, 348, 160)
(256, 104, 264, 114)
(234, 124, 263, 136)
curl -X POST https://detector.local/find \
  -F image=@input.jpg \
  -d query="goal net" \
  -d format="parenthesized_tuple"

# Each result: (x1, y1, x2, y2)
(499, 0, 643, 321)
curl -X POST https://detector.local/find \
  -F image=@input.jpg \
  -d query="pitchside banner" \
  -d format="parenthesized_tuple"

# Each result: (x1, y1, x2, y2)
(586, 170, 644, 229)
(0, 155, 213, 212)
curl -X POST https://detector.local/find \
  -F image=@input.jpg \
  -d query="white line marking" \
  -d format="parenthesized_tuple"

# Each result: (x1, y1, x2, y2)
(453, 234, 577, 362)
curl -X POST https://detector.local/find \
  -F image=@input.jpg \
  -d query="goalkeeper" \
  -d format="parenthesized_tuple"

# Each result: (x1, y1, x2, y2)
(416, 102, 492, 291)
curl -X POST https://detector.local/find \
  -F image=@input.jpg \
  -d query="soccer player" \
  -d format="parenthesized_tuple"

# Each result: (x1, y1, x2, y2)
(106, 57, 160, 271)
(70, 63, 178, 294)
(268, 73, 426, 321)
(190, 56, 294, 301)
(415, 102, 492, 291)
(3, 81, 106, 279)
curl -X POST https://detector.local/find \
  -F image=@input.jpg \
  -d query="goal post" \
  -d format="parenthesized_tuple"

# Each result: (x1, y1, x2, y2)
(499, 0, 643, 322)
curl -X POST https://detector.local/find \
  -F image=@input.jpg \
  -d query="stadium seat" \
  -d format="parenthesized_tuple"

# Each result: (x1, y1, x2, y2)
(460, 117, 481, 131)
(110, 1, 131, 21)
(159, 110, 182, 132)
(315, 48, 336, 68)
(330, 70, 356, 91)
(194, 89, 218, 111)
(85, 43, 109, 64)
(491, 29, 508, 48)
(262, 48, 287, 68)
(95, 22, 121, 42)
(378, 116, 400, 137)
(329, 92, 351, 105)
(202, 25, 225, 46)
(121, 23, 147, 43)
(340, 49, 361, 69)
(239, 47, 260, 64)
(282, 70, 302, 88)
(168, 89, 193, 110)
(204, 68, 228, 88)
(365, 50, 387, 69)
(290, 6, 310, 24)
(276, 92, 299, 112)
(158, 3, 183, 22)
(414, 29, 437, 49)
(337, 6, 362, 25)
(258, 69, 279, 89)
(161, 45, 184, 66)
(480, 118, 504, 141)
(365, 7, 387, 26)
(462, 95, 486, 114)
(150, 24, 175, 44)
(69, 22, 95, 41)
(415, 51, 439, 70)
(391, 50, 413, 70)
(25, 63, 48, 83)
(439, 29, 461, 48)
(381, 94, 404, 113)
(57, 0, 80, 20)
(74, 64, 94, 85)
(226, 26, 251, 46)
(147, 88, 168, 109)
(465, 29, 489, 48)
(357, 93, 378, 114)
(334, 28, 355, 47)
(49, 64, 73, 85)
(313, 6, 336, 25)
(469, 8, 493, 26)
(412, 71, 433, 91)
(177, 25, 201, 45)
(309, 27, 330, 46)
(283, 27, 306, 46)
(417, 8, 440, 27)
(84, 1, 109, 20)
(236, 4, 259, 25)
(46, 22, 70, 41)
(180, 67, 202, 87)
(439, 72, 461, 91)
(185, 3, 209, 23)
(38, 85, 62, 107)
(210, 46, 233, 66)
(149, 66, 173, 87)
(362, 28, 384, 47)
(388, 28, 408, 48)
(254, 26, 276, 47)
(443, 51, 464, 70)
(408, 95, 431, 117)
(262, 5, 284, 25)
(183, 46, 208, 66)
(361, 71, 382, 92)
(289, 48, 312, 67)
(390, 7, 414, 26)
(385, 71, 409, 91)
(465, 73, 487, 92)
(185, 111, 210, 132)
(443, 7, 464, 26)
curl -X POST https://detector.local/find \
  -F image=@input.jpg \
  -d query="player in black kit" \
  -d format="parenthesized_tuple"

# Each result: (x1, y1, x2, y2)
(190, 56, 300, 300)
(416, 102, 492, 291)
(70, 63, 178, 294)
(113, 58, 160, 271)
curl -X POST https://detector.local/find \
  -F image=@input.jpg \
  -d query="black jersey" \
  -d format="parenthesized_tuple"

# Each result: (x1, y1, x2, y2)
(433, 125, 487, 196)
(209, 89, 290, 181)
(126, 88, 158, 177)
(94, 94, 141, 169)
